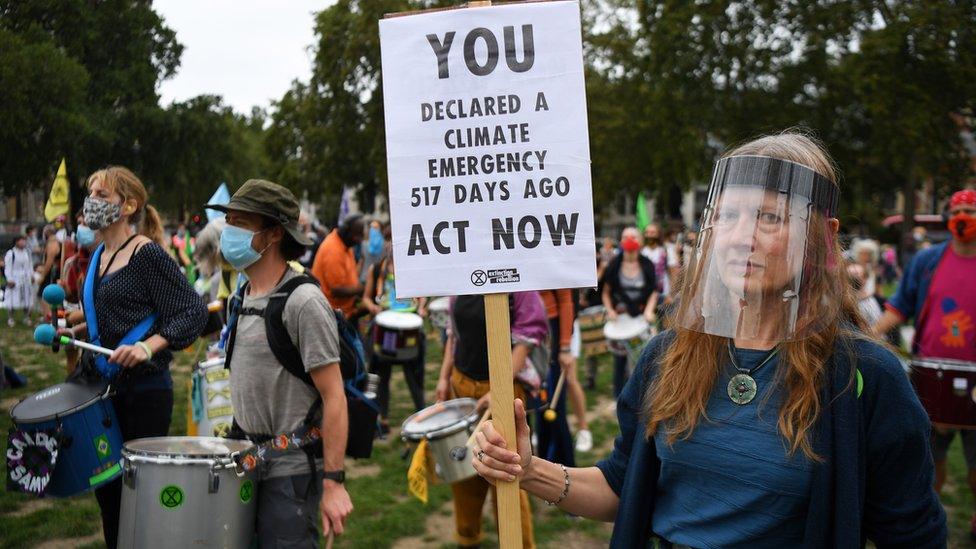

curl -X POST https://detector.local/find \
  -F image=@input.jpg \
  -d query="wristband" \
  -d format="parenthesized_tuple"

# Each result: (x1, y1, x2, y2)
(135, 341, 153, 361)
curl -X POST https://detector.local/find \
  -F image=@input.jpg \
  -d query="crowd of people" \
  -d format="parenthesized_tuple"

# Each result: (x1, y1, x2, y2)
(3, 130, 975, 548)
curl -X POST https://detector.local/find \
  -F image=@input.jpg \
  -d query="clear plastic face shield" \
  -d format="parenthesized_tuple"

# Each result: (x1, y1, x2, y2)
(675, 155, 841, 341)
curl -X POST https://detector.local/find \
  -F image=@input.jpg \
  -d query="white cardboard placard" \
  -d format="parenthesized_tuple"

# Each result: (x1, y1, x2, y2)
(380, 0, 596, 298)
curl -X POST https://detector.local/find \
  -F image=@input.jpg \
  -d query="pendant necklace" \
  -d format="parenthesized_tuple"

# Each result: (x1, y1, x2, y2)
(726, 341, 780, 405)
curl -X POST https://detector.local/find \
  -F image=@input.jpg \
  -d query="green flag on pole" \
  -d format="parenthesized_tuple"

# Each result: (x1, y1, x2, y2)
(636, 191, 650, 232)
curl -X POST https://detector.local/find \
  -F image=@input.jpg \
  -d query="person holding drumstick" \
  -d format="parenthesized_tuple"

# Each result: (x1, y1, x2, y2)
(363, 230, 428, 436)
(65, 166, 207, 548)
(435, 292, 547, 548)
(601, 228, 658, 397)
(473, 133, 945, 547)
(874, 188, 976, 537)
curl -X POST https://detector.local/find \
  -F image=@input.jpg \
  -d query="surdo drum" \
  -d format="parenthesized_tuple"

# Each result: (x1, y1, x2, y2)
(373, 310, 424, 361)
(428, 297, 450, 330)
(118, 437, 257, 549)
(401, 398, 481, 484)
(603, 314, 653, 363)
(192, 357, 234, 438)
(10, 379, 122, 497)
(910, 358, 976, 428)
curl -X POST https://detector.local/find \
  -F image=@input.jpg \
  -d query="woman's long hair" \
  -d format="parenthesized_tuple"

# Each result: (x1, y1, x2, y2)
(86, 166, 166, 247)
(644, 131, 866, 461)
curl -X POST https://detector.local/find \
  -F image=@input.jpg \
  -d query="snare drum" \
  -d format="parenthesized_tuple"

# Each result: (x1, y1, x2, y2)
(10, 379, 123, 497)
(374, 310, 424, 361)
(428, 297, 450, 330)
(910, 358, 976, 428)
(603, 315, 652, 362)
(191, 357, 234, 438)
(118, 437, 257, 549)
(401, 399, 481, 484)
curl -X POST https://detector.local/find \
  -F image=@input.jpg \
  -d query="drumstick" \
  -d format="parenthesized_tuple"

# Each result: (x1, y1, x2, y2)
(466, 409, 492, 447)
(543, 369, 568, 422)
(325, 531, 334, 549)
(34, 324, 114, 357)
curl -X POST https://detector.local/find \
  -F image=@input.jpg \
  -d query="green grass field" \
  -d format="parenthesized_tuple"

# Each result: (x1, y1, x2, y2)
(0, 318, 617, 548)
(1, 312, 972, 547)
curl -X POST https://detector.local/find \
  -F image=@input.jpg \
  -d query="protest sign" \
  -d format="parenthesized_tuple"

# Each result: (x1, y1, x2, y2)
(380, 0, 595, 298)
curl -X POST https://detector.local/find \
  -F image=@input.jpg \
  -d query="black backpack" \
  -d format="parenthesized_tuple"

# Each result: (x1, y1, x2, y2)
(224, 273, 378, 458)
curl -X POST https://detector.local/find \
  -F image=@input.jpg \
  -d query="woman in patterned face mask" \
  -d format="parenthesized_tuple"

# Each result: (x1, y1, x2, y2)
(68, 166, 207, 548)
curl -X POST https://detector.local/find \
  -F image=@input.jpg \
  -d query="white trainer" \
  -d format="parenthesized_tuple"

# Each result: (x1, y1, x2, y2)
(575, 429, 593, 453)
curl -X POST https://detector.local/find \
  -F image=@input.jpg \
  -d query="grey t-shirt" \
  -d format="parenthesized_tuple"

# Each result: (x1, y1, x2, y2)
(229, 270, 341, 478)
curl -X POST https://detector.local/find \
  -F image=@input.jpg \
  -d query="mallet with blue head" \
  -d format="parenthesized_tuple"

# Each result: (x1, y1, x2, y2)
(33, 324, 114, 357)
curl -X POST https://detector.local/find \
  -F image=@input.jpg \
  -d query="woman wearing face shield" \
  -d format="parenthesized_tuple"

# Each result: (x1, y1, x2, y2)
(470, 133, 946, 547)
(65, 166, 207, 548)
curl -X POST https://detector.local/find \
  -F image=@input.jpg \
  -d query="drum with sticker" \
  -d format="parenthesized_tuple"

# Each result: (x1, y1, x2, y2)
(428, 297, 450, 330)
(373, 310, 424, 361)
(190, 357, 234, 438)
(10, 379, 122, 497)
(910, 358, 976, 428)
(401, 398, 481, 484)
(603, 314, 653, 363)
(118, 436, 257, 549)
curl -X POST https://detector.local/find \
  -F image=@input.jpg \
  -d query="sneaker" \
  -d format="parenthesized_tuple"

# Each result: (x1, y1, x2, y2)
(22, 317, 32, 327)
(6, 318, 13, 328)
(575, 429, 593, 453)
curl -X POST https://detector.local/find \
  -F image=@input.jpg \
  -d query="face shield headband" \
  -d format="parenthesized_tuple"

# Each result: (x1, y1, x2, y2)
(675, 155, 842, 342)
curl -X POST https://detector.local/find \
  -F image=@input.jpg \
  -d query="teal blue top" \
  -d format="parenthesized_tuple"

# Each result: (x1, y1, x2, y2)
(651, 348, 813, 548)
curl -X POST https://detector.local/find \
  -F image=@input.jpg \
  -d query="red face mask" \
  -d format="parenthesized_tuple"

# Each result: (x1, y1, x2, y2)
(949, 213, 976, 243)
(621, 237, 641, 252)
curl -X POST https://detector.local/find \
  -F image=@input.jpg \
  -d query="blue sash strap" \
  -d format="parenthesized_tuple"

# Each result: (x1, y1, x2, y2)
(82, 243, 158, 380)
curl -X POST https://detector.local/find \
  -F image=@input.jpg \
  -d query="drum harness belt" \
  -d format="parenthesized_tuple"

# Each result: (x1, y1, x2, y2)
(82, 241, 157, 380)
(222, 274, 377, 483)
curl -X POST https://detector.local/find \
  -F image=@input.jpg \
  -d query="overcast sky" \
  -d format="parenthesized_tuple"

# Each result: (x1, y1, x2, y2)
(156, 1, 333, 114)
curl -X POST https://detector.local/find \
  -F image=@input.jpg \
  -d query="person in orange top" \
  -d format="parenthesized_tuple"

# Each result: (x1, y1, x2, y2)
(538, 289, 591, 458)
(311, 214, 365, 317)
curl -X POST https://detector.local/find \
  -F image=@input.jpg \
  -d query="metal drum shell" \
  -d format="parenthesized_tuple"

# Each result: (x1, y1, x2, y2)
(910, 358, 976, 429)
(193, 358, 234, 438)
(117, 437, 257, 549)
(10, 382, 123, 497)
(400, 399, 480, 484)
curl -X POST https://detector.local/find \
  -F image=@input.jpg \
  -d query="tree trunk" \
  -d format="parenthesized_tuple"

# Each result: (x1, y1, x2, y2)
(900, 172, 917, 261)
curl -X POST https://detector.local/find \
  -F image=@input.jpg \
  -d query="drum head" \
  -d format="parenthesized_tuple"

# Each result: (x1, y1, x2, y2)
(197, 356, 226, 370)
(401, 398, 478, 441)
(123, 436, 252, 458)
(429, 297, 449, 312)
(11, 379, 108, 423)
(376, 310, 424, 330)
(603, 315, 649, 340)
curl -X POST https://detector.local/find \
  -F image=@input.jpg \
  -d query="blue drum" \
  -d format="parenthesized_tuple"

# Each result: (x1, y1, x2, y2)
(10, 380, 123, 497)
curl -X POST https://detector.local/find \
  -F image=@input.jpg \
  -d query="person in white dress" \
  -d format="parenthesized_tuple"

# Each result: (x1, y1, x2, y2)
(4, 235, 35, 326)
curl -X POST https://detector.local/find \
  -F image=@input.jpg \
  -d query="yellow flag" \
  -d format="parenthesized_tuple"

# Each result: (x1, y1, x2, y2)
(407, 439, 431, 504)
(45, 158, 70, 222)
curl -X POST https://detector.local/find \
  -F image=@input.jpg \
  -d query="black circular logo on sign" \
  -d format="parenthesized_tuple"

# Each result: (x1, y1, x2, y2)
(471, 270, 487, 286)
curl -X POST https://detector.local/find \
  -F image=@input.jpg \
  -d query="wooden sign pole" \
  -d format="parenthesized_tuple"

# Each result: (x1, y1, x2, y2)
(484, 292, 522, 549)
(471, 0, 520, 542)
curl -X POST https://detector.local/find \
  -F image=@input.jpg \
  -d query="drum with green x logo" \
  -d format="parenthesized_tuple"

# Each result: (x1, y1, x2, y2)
(118, 436, 257, 548)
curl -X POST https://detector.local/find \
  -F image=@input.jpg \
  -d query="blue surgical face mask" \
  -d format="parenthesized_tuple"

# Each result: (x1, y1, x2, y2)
(367, 226, 384, 256)
(220, 225, 267, 270)
(76, 225, 96, 248)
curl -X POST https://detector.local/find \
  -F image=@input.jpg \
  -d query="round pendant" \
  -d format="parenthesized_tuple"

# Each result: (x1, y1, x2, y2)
(727, 373, 758, 405)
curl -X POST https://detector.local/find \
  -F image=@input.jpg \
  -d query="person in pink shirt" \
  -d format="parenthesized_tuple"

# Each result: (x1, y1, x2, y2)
(874, 188, 976, 538)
